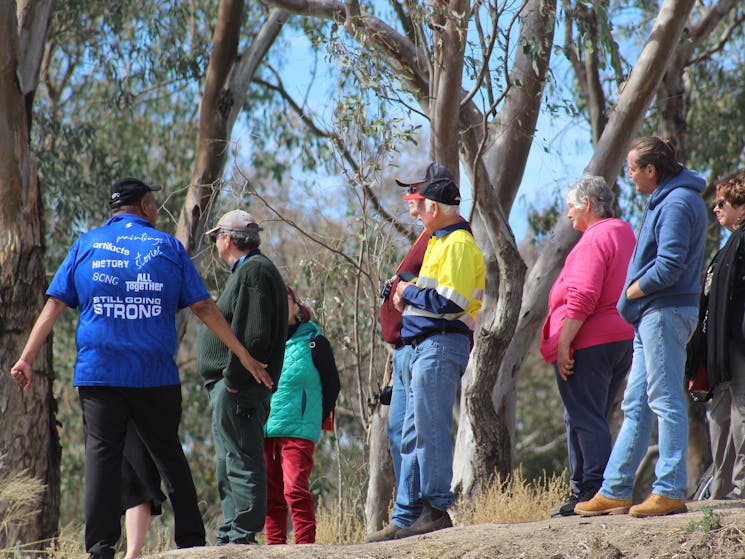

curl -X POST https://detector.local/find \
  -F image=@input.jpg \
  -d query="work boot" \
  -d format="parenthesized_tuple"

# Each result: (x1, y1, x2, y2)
(365, 523, 404, 543)
(574, 493, 632, 516)
(628, 494, 687, 518)
(395, 503, 452, 538)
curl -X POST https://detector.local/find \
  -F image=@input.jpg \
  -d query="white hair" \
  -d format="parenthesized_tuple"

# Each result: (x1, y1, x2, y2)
(424, 199, 460, 216)
(566, 175, 614, 218)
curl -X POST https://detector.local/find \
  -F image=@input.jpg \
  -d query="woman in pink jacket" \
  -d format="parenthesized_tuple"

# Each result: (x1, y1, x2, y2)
(541, 175, 636, 517)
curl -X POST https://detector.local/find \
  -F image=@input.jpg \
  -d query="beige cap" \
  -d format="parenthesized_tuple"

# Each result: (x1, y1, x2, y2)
(205, 209, 263, 235)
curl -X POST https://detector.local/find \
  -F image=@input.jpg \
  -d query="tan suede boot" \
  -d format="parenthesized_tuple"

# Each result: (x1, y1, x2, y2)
(574, 493, 632, 516)
(628, 494, 687, 518)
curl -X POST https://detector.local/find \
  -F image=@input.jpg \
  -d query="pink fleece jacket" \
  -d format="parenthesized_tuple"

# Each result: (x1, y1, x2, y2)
(540, 218, 636, 364)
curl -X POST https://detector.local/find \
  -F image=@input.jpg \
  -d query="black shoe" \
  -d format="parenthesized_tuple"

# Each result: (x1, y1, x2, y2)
(552, 486, 596, 518)
(551, 494, 580, 517)
(395, 504, 452, 538)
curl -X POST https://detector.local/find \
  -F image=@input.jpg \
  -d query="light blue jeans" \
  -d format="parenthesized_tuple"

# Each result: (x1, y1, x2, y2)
(388, 344, 420, 526)
(600, 306, 697, 500)
(387, 345, 414, 490)
(392, 333, 470, 526)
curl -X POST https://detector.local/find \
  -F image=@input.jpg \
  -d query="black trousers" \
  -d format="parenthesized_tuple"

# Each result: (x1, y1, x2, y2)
(79, 386, 205, 559)
(121, 422, 166, 514)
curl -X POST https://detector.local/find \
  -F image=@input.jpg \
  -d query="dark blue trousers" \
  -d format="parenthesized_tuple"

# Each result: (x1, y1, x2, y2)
(553, 340, 632, 495)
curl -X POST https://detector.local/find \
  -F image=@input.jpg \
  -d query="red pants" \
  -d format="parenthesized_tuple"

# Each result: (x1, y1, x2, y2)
(263, 437, 316, 544)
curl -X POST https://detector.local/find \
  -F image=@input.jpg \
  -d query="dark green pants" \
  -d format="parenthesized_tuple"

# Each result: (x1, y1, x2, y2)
(207, 379, 268, 544)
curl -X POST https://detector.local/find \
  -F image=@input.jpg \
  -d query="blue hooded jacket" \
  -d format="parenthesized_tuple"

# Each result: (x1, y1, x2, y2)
(617, 168, 707, 326)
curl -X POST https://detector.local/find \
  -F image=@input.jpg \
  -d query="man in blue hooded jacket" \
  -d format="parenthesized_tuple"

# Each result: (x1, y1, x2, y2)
(576, 136, 707, 518)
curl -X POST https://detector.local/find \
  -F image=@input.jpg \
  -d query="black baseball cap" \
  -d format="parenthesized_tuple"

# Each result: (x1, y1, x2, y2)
(396, 162, 454, 190)
(420, 178, 461, 206)
(109, 177, 161, 209)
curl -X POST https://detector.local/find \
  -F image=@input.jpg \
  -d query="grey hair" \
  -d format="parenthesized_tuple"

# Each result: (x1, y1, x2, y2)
(424, 199, 460, 216)
(225, 229, 261, 250)
(566, 175, 615, 218)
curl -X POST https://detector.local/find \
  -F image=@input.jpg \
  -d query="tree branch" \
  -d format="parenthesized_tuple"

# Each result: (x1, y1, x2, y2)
(254, 74, 415, 240)
(688, 9, 745, 66)
(264, 0, 431, 108)
(226, 6, 289, 132)
(236, 171, 373, 282)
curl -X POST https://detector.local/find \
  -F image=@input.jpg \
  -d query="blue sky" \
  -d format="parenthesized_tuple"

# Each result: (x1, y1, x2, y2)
(253, 11, 597, 243)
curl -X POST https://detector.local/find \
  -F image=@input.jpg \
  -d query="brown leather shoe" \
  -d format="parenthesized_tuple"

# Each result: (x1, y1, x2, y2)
(395, 504, 452, 538)
(628, 494, 687, 518)
(365, 523, 404, 543)
(574, 493, 632, 516)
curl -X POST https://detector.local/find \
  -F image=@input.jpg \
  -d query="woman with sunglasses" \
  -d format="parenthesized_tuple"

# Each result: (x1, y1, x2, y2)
(692, 172, 745, 499)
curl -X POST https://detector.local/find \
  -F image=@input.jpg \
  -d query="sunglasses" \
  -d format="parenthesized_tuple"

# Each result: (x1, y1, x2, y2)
(208, 230, 223, 244)
(407, 186, 419, 194)
(712, 199, 726, 211)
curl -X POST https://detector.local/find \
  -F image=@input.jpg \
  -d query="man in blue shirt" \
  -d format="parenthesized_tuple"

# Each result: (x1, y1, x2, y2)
(11, 177, 270, 559)
(576, 137, 707, 518)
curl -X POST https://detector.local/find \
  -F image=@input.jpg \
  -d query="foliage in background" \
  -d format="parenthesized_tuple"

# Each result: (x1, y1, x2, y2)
(33, 0, 217, 264)
(25, 0, 745, 541)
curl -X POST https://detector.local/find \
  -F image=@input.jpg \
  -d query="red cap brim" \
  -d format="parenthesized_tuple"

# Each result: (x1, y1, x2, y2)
(403, 193, 425, 200)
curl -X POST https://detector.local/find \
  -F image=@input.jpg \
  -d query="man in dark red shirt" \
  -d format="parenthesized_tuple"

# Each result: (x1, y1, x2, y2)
(369, 162, 453, 542)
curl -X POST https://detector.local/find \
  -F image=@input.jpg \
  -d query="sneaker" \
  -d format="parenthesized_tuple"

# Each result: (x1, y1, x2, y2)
(574, 493, 632, 516)
(395, 504, 452, 538)
(551, 494, 580, 517)
(365, 523, 404, 543)
(628, 494, 687, 518)
(551, 486, 596, 517)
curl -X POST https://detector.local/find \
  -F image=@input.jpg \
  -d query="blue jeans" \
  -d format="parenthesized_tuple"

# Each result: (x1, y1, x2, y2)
(554, 340, 632, 495)
(392, 333, 470, 526)
(600, 306, 697, 500)
(387, 345, 414, 488)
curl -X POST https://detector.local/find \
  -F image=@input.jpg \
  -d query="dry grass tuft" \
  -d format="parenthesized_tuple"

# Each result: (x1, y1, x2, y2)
(0, 469, 46, 548)
(315, 498, 367, 544)
(453, 469, 569, 525)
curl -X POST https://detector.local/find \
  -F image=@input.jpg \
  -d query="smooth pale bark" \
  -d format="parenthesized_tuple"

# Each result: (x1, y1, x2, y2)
(364, 405, 394, 533)
(429, 0, 469, 173)
(0, 0, 59, 546)
(175, 2, 289, 249)
(484, 0, 697, 495)
(453, 0, 556, 495)
(657, 0, 740, 161)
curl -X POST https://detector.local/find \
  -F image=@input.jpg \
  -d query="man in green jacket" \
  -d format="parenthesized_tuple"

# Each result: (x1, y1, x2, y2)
(197, 209, 288, 544)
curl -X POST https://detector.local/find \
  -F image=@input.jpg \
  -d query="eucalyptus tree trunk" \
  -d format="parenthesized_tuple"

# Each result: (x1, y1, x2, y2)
(452, 0, 556, 494)
(364, 405, 394, 532)
(482, 0, 698, 493)
(175, 1, 288, 250)
(0, 0, 59, 546)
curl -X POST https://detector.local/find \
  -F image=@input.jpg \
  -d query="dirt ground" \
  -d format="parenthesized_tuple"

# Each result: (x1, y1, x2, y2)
(146, 500, 745, 559)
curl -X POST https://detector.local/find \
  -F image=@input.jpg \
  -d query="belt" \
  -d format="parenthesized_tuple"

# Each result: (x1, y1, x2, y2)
(405, 330, 468, 348)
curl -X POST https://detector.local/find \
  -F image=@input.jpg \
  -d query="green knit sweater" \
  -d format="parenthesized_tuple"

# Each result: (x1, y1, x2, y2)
(197, 251, 288, 398)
